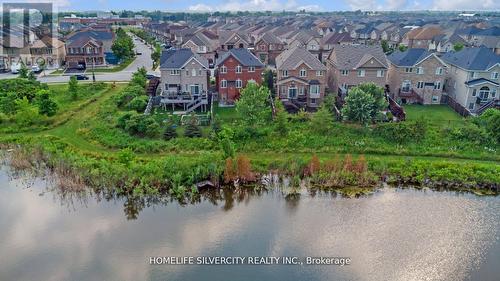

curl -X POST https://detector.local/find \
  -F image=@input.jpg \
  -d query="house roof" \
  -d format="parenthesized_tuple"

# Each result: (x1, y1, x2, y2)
(321, 32, 352, 45)
(160, 48, 208, 69)
(407, 26, 442, 40)
(388, 48, 436, 67)
(476, 27, 500, 37)
(329, 44, 388, 69)
(66, 35, 102, 48)
(441, 47, 500, 71)
(276, 46, 326, 71)
(258, 32, 282, 45)
(465, 78, 499, 87)
(216, 48, 264, 67)
(67, 30, 113, 43)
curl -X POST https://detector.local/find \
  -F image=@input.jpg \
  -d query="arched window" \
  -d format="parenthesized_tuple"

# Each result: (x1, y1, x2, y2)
(479, 86, 490, 99)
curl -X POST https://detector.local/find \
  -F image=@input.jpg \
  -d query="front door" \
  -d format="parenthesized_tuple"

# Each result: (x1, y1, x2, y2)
(190, 84, 200, 95)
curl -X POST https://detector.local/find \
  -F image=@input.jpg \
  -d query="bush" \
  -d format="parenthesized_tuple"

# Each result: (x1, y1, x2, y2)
(373, 120, 426, 144)
(127, 96, 148, 112)
(163, 124, 177, 140)
(123, 113, 160, 138)
(116, 85, 145, 108)
(450, 123, 490, 145)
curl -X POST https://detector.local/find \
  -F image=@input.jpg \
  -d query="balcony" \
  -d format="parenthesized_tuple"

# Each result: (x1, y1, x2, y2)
(161, 90, 208, 104)
(398, 88, 423, 104)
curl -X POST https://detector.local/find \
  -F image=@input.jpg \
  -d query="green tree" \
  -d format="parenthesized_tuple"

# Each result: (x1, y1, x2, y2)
(163, 123, 178, 140)
(311, 103, 333, 134)
(475, 108, 500, 143)
(127, 95, 148, 112)
(263, 69, 274, 95)
(453, 42, 464, 52)
(184, 113, 202, 138)
(274, 100, 288, 136)
(235, 83, 271, 127)
(68, 76, 79, 100)
(131, 67, 147, 88)
(398, 45, 408, 52)
(381, 40, 390, 53)
(151, 44, 161, 69)
(357, 82, 388, 118)
(28, 71, 36, 81)
(18, 64, 29, 78)
(112, 28, 135, 61)
(341, 88, 376, 125)
(14, 97, 38, 126)
(35, 90, 58, 117)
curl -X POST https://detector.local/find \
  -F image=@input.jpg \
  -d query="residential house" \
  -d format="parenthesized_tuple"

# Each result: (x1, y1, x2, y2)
(387, 49, 447, 104)
(253, 32, 285, 66)
(430, 33, 468, 53)
(404, 26, 443, 49)
(441, 47, 500, 115)
(320, 32, 353, 62)
(29, 36, 66, 69)
(159, 48, 210, 112)
(181, 30, 218, 66)
(216, 48, 264, 105)
(326, 44, 389, 95)
(275, 46, 327, 111)
(65, 35, 106, 68)
(219, 30, 251, 50)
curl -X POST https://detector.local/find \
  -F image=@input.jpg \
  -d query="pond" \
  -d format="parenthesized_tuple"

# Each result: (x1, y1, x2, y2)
(0, 166, 499, 281)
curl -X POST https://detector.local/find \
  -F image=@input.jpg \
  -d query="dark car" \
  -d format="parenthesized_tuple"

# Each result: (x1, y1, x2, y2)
(74, 74, 89, 80)
(136, 52, 142, 56)
(146, 74, 159, 80)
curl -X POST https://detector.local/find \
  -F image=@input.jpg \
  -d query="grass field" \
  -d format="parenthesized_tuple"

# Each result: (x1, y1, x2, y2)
(404, 104, 464, 126)
(92, 58, 135, 73)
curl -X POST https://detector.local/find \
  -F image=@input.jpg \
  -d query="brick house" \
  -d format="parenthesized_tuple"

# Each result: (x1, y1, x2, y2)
(387, 49, 448, 104)
(253, 32, 285, 66)
(275, 46, 327, 111)
(65, 35, 105, 68)
(29, 36, 66, 69)
(216, 48, 264, 105)
(326, 44, 389, 95)
(404, 26, 443, 49)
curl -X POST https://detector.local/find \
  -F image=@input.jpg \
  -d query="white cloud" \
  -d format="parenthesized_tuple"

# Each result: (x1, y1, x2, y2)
(432, 0, 500, 10)
(345, 0, 377, 10)
(188, 0, 321, 12)
(385, 0, 407, 10)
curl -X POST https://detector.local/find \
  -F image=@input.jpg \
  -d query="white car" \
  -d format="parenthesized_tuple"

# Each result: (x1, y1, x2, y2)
(11, 63, 21, 74)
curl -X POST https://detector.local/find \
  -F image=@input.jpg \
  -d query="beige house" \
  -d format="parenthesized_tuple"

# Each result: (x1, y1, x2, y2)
(275, 46, 327, 111)
(442, 47, 500, 115)
(30, 37, 66, 69)
(326, 44, 389, 95)
(387, 49, 447, 104)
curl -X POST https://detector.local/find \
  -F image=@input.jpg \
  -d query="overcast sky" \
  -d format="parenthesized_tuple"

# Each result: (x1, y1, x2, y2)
(4, 0, 500, 12)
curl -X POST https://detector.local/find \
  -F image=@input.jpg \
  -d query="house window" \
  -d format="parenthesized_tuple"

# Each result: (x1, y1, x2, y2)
(248, 66, 255, 72)
(416, 67, 424, 75)
(417, 81, 424, 89)
(341, 70, 349, 76)
(299, 69, 307, 77)
(471, 71, 478, 79)
(472, 89, 477, 97)
(491, 88, 496, 97)
(357, 69, 365, 77)
(288, 87, 297, 99)
(170, 70, 180, 75)
(192, 69, 197, 76)
(310, 98, 317, 104)
(377, 70, 384, 77)
(405, 67, 413, 73)
(432, 95, 439, 103)
(199, 69, 203, 76)
(310, 85, 320, 94)
(492, 72, 499, 79)
(316, 70, 323, 76)
(436, 67, 443, 75)
(186, 70, 190, 76)
(236, 65, 242, 73)
(220, 65, 227, 73)
(434, 81, 441, 90)
(469, 103, 474, 110)
(479, 86, 490, 99)
(236, 79, 242, 88)
(221, 80, 227, 88)
(282, 70, 288, 77)
(402, 80, 411, 92)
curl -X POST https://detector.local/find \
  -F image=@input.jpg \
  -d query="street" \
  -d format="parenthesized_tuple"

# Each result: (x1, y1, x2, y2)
(0, 33, 159, 83)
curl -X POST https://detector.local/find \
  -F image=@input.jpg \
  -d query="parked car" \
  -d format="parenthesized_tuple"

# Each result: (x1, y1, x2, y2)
(74, 74, 89, 80)
(146, 74, 159, 80)
(10, 62, 21, 74)
(31, 64, 41, 73)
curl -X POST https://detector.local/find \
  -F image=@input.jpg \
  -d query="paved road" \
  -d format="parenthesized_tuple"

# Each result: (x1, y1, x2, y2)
(0, 33, 159, 83)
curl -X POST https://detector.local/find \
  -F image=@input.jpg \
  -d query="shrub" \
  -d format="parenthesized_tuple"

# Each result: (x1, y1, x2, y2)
(123, 114, 160, 138)
(373, 120, 426, 144)
(163, 124, 177, 140)
(184, 114, 202, 138)
(127, 96, 148, 112)
(450, 123, 490, 145)
(35, 90, 59, 117)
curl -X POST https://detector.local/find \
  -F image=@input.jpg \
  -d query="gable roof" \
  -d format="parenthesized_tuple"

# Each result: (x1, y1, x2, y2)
(67, 30, 113, 43)
(407, 26, 442, 40)
(388, 48, 438, 67)
(160, 48, 208, 69)
(321, 32, 352, 45)
(258, 32, 282, 45)
(329, 44, 388, 70)
(276, 46, 326, 70)
(216, 48, 264, 67)
(465, 78, 499, 87)
(66, 35, 102, 48)
(441, 47, 500, 71)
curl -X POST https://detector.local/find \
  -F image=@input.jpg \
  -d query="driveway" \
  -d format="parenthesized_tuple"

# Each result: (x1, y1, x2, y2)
(34, 34, 159, 83)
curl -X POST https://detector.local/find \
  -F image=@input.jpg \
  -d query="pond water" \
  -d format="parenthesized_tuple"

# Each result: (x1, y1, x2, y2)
(0, 166, 499, 281)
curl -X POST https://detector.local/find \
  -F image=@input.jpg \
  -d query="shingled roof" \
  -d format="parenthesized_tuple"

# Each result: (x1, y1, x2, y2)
(160, 48, 208, 69)
(216, 48, 264, 67)
(276, 46, 326, 70)
(329, 44, 388, 70)
(388, 48, 434, 67)
(441, 47, 500, 71)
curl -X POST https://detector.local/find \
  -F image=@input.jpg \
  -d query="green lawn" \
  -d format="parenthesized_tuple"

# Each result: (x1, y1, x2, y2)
(404, 105, 463, 122)
(92, 57, 135, 73)
(214, 104, 240, 123)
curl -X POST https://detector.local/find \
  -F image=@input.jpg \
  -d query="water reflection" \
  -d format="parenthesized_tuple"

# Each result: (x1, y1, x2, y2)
(0, 166, 499, 281)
